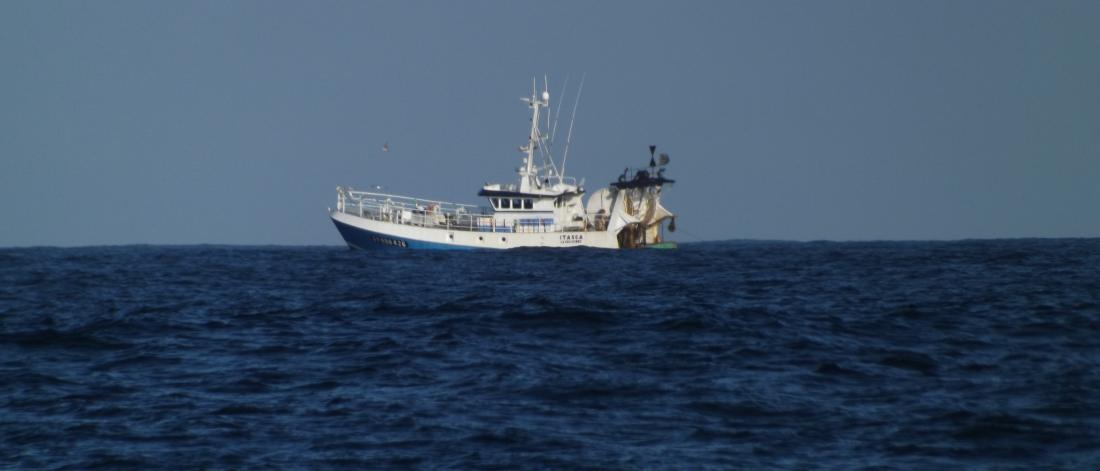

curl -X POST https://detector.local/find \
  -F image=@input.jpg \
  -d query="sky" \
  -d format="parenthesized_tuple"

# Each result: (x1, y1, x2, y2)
(2, 0, 1098, 246)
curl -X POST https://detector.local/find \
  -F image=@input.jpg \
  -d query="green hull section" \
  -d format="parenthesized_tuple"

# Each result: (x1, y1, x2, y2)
(645, 242, 678, 250)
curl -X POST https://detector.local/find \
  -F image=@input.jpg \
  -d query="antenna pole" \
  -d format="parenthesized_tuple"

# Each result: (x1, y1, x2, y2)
(519, 77, 548, 193)
(560, 73, 585, 184)
(541, 75, 559, 178)
(549, 75, 570, 146)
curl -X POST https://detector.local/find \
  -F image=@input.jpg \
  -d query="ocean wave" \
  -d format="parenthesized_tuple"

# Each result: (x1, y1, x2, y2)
(1, 239, 1098, 468)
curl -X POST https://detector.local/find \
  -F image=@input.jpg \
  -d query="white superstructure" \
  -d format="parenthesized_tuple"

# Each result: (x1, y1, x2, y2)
(330, 79, 676, 250)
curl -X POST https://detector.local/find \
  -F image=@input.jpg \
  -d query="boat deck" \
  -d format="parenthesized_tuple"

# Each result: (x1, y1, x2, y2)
(335, 188, 564, 233)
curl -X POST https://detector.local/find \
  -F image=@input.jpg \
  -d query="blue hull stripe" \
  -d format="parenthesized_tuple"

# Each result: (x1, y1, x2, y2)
(331, 218, 479, 251)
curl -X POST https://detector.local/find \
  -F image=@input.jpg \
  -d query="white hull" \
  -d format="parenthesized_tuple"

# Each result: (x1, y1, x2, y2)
(331, 210, 620, 250)
(329, 79, 676, 251)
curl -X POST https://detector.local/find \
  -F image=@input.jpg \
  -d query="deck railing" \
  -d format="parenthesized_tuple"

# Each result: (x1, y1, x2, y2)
(335, 188, 563, 233)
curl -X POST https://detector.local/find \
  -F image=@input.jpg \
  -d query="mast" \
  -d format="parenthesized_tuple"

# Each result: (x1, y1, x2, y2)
(519, 78, 549, 193)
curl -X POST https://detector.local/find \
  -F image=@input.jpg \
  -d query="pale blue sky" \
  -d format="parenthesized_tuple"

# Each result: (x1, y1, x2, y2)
(2, 1, 1098, 246)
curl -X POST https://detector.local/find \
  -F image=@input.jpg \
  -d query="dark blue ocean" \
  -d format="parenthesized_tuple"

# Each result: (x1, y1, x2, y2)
(2, 240, 1099, 469)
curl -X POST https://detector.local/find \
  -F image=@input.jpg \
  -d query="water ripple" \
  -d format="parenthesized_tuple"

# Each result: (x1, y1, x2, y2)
(1, 240, 1099, 467)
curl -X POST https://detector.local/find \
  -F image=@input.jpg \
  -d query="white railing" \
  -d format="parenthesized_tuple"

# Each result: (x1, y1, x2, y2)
(558, 176, 580, 187)
(335, 187, 561, 233)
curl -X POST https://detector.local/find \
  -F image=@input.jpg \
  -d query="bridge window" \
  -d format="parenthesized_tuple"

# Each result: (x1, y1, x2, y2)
(511, 198, 522, 209)
(524, 199, 533, 209)
(500, 198, 510, 209)
(490, 198, 499, 209)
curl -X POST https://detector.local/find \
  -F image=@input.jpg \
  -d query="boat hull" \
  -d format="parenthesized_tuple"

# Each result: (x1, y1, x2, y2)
(330, 210, 620, 250)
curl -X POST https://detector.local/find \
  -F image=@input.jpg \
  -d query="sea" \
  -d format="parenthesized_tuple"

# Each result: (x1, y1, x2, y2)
(1, 239, 1098, 469)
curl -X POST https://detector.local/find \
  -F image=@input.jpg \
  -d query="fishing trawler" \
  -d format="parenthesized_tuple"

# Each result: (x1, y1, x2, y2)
(329, 80, 677, 250)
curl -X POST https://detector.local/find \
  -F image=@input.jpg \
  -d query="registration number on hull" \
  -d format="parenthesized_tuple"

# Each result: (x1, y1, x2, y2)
(559, 234, 583, 245)
(371, 236, 408, 248)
